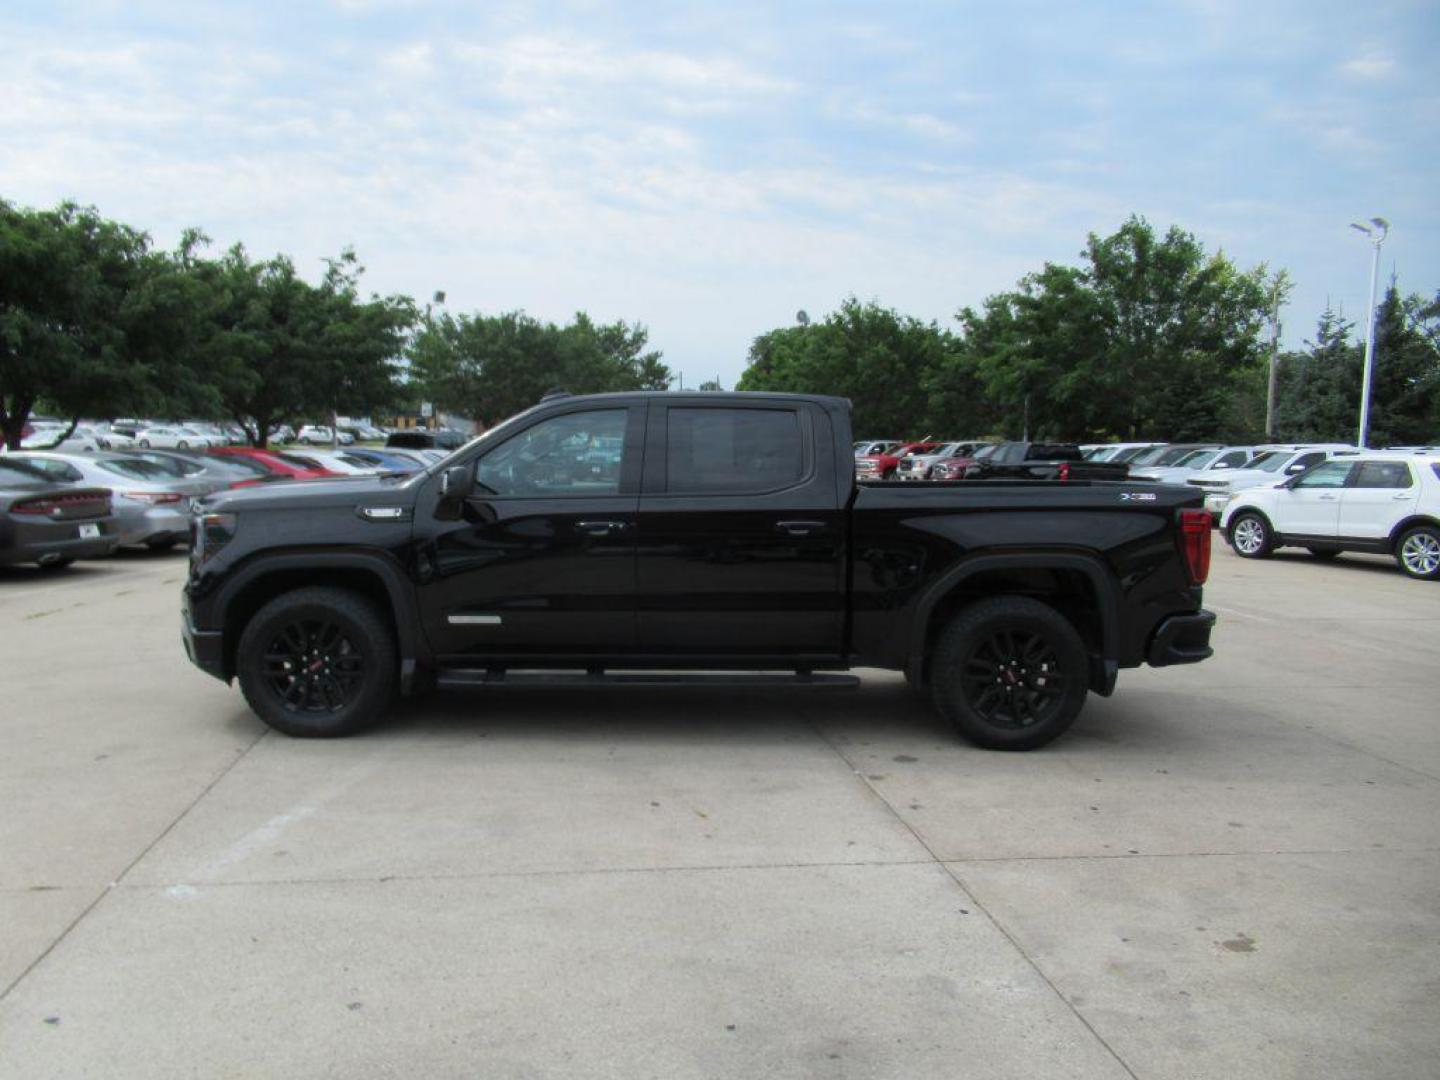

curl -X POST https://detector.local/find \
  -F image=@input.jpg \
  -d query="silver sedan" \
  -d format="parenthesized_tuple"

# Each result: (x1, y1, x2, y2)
(5, 452, 215, 550)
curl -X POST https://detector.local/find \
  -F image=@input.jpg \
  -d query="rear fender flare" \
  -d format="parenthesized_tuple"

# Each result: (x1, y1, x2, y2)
(905, 552, 1121, 682)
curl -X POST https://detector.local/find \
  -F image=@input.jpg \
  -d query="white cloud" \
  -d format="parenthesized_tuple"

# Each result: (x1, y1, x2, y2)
(1339, 49, 1396, 80)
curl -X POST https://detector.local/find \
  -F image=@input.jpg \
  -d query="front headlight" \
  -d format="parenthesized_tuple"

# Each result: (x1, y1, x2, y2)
(191, 511, 238, 565)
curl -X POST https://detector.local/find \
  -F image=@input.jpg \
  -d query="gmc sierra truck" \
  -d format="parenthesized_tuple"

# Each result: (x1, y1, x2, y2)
(182, 392, 1215, 750)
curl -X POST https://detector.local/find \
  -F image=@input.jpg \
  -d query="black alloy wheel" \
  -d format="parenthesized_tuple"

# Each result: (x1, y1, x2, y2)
(262, 617, 366, 713)
(930, 596, 1089, 750)
(237, 587, 396, 737)
(960, 627, 1065, 730)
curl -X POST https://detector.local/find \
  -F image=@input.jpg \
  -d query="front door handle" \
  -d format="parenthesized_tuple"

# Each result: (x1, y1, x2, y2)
(1393, 493, 1412, 500)
(1317, 494, 1337, 501)
(775, 520, 826, 536)
(576, 520, 627, 536)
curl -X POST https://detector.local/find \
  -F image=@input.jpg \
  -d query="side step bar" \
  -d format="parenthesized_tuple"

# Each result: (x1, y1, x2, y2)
(436, 670, 861, 690)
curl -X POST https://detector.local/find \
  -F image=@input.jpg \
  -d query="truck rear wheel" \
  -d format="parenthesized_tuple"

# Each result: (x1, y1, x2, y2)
(236, 587, 396, 737)
(930, 596, 1089, 750)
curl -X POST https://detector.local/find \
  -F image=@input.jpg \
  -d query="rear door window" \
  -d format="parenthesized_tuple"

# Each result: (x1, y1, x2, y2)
(665, 407, 804, 494)
(1353, 462, 1413, 489)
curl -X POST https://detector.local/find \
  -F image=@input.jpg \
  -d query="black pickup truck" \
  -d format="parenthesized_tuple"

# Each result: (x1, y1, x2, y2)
(964, 442, 1130, 483)
(182, 392, 1214, 750)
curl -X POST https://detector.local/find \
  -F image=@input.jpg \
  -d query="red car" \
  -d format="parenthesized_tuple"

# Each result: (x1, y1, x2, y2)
(855, 440, 941, 481)
(930, 443, 999, 480)
(207, 447, 343, 487)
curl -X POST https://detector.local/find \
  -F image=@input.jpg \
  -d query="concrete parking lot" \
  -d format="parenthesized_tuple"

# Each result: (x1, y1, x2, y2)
(1, 544, 1437, 1079)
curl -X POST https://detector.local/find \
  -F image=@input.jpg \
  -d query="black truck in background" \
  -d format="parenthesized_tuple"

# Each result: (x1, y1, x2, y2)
(963, 442, 1131, 482)
(182, 392, 1214, 750)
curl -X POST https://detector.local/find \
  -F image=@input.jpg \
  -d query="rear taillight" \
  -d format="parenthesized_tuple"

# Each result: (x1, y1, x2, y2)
(1057, 462, 1071, 481)
(1180, 508, 1212, 585)
(12, 492, 109, 517)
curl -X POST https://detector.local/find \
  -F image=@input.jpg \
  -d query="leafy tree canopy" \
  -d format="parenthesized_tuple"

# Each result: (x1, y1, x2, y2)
(409, 309, 671, 427)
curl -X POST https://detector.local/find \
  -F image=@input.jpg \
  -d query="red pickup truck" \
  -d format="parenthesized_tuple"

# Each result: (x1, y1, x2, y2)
(855, 440, 941, 481)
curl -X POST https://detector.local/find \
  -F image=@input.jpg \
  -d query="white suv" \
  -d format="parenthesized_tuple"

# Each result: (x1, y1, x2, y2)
(1220, 454, 1440, 580)
(1189, 445, 1358, 516)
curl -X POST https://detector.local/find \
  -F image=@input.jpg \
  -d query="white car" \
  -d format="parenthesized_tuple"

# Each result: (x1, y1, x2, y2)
(1130, 446, 1256, 485)
(854, 439, 899, 458)
(134, 424, 221, 450)
(21, 423, 103, 452)
(296, 425, 355, 446)
(1189, 445, 1358, 516)
(1220, 453, 1440, 580)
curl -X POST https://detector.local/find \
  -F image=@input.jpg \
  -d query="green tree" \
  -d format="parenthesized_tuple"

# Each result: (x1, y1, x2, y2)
(185, 245, 414, 446)
(409, 310, 670, 426)
(737, 298, 964, 436)
(0, 199, 169, 448)
(1273, 307, 1362, 442)
(1367, 284, 1440, 446)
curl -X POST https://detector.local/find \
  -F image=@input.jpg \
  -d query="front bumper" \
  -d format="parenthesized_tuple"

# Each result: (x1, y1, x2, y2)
(181, 601, 228, 682)
(1203, 493, 1229, 516)
(1147, 610, 1216, 667)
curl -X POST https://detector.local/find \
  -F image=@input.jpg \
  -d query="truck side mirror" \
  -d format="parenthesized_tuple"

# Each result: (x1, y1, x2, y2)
(440, 465, 475, 500)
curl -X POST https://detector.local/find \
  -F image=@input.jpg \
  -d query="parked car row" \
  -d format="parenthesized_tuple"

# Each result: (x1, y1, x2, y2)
(854, 439, 1130, 482)
(17, 417, 420, 454)
(0, 444, 444, 570)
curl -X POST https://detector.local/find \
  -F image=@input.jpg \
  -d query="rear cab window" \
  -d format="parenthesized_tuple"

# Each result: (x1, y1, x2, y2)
(664, 407, 805, 494)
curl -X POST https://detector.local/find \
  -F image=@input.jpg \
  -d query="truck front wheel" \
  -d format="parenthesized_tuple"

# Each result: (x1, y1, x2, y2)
(236, 586, 396, 737)
(930, 596, 1089, 750)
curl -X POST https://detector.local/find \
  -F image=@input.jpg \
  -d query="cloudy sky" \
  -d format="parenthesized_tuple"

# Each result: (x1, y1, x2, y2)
(3, 0, 1436, 387)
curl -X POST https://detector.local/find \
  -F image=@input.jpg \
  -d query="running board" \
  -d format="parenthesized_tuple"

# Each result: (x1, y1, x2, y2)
(436, 670, 860, 690)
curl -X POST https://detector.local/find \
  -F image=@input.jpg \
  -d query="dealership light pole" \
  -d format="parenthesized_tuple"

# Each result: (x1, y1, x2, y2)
(1349, 217, 1389, 448)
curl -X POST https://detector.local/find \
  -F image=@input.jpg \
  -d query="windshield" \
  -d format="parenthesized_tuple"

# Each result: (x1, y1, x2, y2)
(97, 458, 172, 479)
(1127, 445, 1169, 465)
(1112, 445, 1155, 463)
(1173, 449, 1218, 468)
(1249, 452, 1287, 472)
(0, 459, 50, 481)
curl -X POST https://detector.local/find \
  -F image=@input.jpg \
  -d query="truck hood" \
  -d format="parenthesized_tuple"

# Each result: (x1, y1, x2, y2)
(204, 474, 418, 512)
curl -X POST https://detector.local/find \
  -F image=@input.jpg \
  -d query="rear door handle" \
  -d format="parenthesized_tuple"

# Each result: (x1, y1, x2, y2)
(776, 520, 826, 536)
(1318, 494, 1337, 501)
(1393, 493, 1412, 500)
(576, 520, 627, 536)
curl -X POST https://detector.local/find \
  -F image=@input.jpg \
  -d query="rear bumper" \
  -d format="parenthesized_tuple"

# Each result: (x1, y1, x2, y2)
(1146, 610, 1216, 667)
(181, 605, 228, 682)
(0, 517, 119, 565)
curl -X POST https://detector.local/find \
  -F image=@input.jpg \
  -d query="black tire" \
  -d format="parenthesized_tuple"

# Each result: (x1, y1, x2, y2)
(930, 596, 1090, 750)
(146, 537, 179, 552)
(37, 558, 74, 571)
(1306, 547, 1341, 560)
(236, 587, 396, 737)
(1395, 524, 1440, 581)
(1228, 511, 1274, 559)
